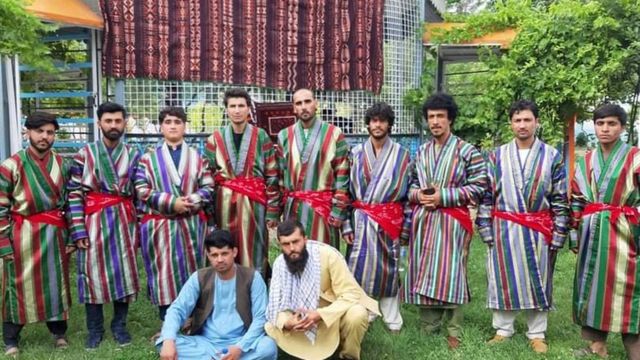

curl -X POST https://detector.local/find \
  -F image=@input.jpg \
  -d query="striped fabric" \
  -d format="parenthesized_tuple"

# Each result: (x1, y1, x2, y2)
(476, 139, 569, 311)
(134, 142, 214, 306)
(0, 149, 72, 324)
(344, 138, 411, 298)
(67, 140, 141, 304)
(276, 119, 350, 248)
(402, 135, 487, 306)
(204, 124, 279, 275)
(571, 140, 640, 333)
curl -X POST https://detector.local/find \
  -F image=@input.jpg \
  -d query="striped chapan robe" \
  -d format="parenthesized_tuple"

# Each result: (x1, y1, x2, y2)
(204, 124, 280, 275)
(476, 138, 569, 311)
(67, 140, 141, 304)
(402, 135, 487, 306)
(571, 139, 640, 334)
(134, 142, 214, 306)
(344, 138, 412, 298)
(0, 148, 72, 324)
(276, 118, 350, 248)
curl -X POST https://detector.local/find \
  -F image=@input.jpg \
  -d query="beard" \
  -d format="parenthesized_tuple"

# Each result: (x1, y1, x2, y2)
(367, 127, 388, 140)
(103, 128, 124, 141)
(284, 246, 309, 276)
(29, 137, 52, 154)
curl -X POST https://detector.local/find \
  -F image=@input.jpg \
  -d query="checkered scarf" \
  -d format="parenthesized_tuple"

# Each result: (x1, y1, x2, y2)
(267, 241, 321, 343)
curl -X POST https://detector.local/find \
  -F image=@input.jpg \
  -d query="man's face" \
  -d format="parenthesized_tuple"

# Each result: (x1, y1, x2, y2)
(226, 97, 250, 126)
(278, 228, 307, 260)
(98, 111, 126, 142)
(292, 90, 318, 123)
(426, 109, 451, 140)
(206, 246, 238, 274)
(510, 109, 538, 142)
(367, 117, 390, 140)
(594, 116, 623, 146)
(160, 115, 186, 143)
(27, 123, 56, 154)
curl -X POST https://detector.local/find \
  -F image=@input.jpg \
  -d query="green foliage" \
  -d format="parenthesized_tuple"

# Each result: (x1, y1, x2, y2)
(422, 0, 640, 147)
(403, 52, 437, 133)
(0, 0, 55, 69)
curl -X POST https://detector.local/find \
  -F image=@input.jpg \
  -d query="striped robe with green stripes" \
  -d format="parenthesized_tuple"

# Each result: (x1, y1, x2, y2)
(276, 118, 350, 248)
(571, 140, 640, 334)
(476, 138, 569, 311)
(67, 140, 141, 304)
(205, 124, 280, 276)
(0, 148, 72, 324)
(343, 138, 412, 298)
(134, 142, 214, 306)
(402, 134, 487, 306)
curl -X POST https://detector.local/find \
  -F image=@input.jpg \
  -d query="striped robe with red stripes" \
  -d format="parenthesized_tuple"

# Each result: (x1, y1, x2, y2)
(0, 148, 72, 324)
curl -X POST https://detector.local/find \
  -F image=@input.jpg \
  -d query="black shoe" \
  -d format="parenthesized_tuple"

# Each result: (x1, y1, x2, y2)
(85, 334, 103, 350)
(113, 329, 131, 347)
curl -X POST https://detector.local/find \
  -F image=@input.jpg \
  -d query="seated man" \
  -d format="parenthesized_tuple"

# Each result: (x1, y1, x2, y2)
(266, 219, 379, 360)
(157, 230, 277, 360)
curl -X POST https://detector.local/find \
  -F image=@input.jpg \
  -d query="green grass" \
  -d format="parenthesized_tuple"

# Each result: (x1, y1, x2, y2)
(2, 238, 629, 359)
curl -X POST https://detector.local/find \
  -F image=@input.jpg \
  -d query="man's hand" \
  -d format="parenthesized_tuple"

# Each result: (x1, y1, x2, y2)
(292, 310, 321, 331)
(328, 216, 343, 228)
(65, 245, 77, 255)
(76, 238, 89, 249)
(422, 186, 441, 210)
(570, 247, 578, 254)
(159, 339, 177, 360)
(1, 254, 13, 262)
(221, 345, 242, 360)
(173, 197, 193, 214)
(343, 233, 354, 245)
(266, 220, 278, 229)
(283, 313, 303, 331)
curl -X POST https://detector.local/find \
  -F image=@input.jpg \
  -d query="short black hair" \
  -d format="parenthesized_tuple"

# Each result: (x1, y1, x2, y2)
(223, 88, 252, 108)
(509, 100, 539, 120)
(364, 102, 395, 129)
(24, 111, 59, 130)
(158, 106, 188, 124)
(204, 229, 237, 251)
(277, 218, 306, 239)
(593, 103, 627, 126)
(97, 102, 127, 120)
(422, 93, 458, 125)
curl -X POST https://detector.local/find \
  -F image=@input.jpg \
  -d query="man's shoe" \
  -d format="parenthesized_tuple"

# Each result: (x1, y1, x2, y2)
(54, 336, 69, 350)
(573, 346, 608, 358)
(529, 338, 548, 354)
(447, 336, 461, 349)
(487, 335, 509, 344)
(388, 328, 401, 335)
(4, 346, 18, 357)
(113, 329, 132, 347)
(85, 334, 102, 350)
(149, 331, 161, 343)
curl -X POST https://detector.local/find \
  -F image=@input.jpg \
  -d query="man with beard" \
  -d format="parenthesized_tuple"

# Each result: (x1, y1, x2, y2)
(276, 89, 350, 248)
(402, 93, 487, 349)
(476, 100, 569, 353)
(67, 102, 141, 349)
(0, 112, 72, 355)
(342, 102, 411, 333)
(266, 219, 379, 360)
(205, 88, 280, 279)
(135, 107, 215, 339)
(157, 230, 277, 360)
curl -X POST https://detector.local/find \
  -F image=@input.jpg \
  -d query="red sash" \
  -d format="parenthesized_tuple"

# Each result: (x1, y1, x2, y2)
(440, 207, 473, 235)
(492, 210, 553, 244)
(352, 201, 403, 240)
(285, 190, 333, 219)
(12, 209, 66, 229)
(582, 203, 640, 225)
(215, 175, 267, 205)
(85, 192, 135, 221)
(141, 210, 207, 225)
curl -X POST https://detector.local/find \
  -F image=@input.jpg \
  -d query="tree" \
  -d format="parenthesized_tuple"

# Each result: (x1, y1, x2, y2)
(423, 0, 640, 147)
(0, 0, 55, 69)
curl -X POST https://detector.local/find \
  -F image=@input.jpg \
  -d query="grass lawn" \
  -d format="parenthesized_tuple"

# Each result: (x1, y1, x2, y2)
(2, 237, 629, 359)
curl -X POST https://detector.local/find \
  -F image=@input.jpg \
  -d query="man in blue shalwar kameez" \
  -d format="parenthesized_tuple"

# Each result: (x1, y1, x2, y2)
(157, 230, 277, 360)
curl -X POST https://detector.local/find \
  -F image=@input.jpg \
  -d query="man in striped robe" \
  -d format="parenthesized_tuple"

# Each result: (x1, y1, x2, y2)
(0, 112, 72, 355)
(342, 102, 411, 332)
(571, 104, 640, 359)
(476, 100, 569, 353)
(67, 102, 141, 349)
(205, 89, 279, 278)
(402, 93, 487, 349)
(134, 107, 215, 337)
(276, 89, 350, 248)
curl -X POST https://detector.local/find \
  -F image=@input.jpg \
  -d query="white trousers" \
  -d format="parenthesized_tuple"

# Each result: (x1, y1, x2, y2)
(369, 295, 403, 330)
(492, 310, 547, 339)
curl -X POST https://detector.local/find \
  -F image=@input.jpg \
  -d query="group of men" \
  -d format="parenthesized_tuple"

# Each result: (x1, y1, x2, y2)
(0, 86, 638, 360)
